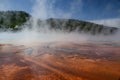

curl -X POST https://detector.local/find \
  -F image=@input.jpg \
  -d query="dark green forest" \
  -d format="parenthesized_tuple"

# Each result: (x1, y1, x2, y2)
(0, 11, 118, 35)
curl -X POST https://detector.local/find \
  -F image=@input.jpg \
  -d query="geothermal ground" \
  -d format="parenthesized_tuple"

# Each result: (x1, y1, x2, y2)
(0, 42, 120, 80)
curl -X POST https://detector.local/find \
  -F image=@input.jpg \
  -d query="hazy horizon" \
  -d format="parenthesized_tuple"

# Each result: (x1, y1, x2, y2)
(0, 0, 120, 27)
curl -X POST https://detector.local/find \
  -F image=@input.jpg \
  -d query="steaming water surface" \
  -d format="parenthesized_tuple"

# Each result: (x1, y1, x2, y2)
(0, 31, 87, 45)
(0, 31, 120, 47)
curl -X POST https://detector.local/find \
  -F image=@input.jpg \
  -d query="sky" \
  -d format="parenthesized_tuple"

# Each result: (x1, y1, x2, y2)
(0, 0, 120, 27)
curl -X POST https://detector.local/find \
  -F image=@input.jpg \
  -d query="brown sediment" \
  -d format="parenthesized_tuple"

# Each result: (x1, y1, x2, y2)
(0, 42, 120, 80)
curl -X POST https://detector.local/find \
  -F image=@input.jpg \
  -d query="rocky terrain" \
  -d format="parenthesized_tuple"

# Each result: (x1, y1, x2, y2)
(0, 42, 120, 80)
(0, 11, 120, 80)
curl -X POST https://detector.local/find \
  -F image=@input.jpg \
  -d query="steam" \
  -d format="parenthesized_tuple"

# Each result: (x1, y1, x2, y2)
(91, 18, 120, 28)
(32, 0, 48, 19)
(17, 0, 88, 46)
(0, 0, 120, 47)
(32, 0, 83, 19)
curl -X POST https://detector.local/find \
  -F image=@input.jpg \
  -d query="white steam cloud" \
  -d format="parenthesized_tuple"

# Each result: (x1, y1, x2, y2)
(32, 0, 48, 19)
(91, 18, 120, 28)
(0, 0, 87, 46)
(32, 0, 83, 19)
(0, 0, 120, 47)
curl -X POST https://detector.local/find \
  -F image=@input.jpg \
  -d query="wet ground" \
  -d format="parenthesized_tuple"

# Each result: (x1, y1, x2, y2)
(0, 42, 120, 80)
